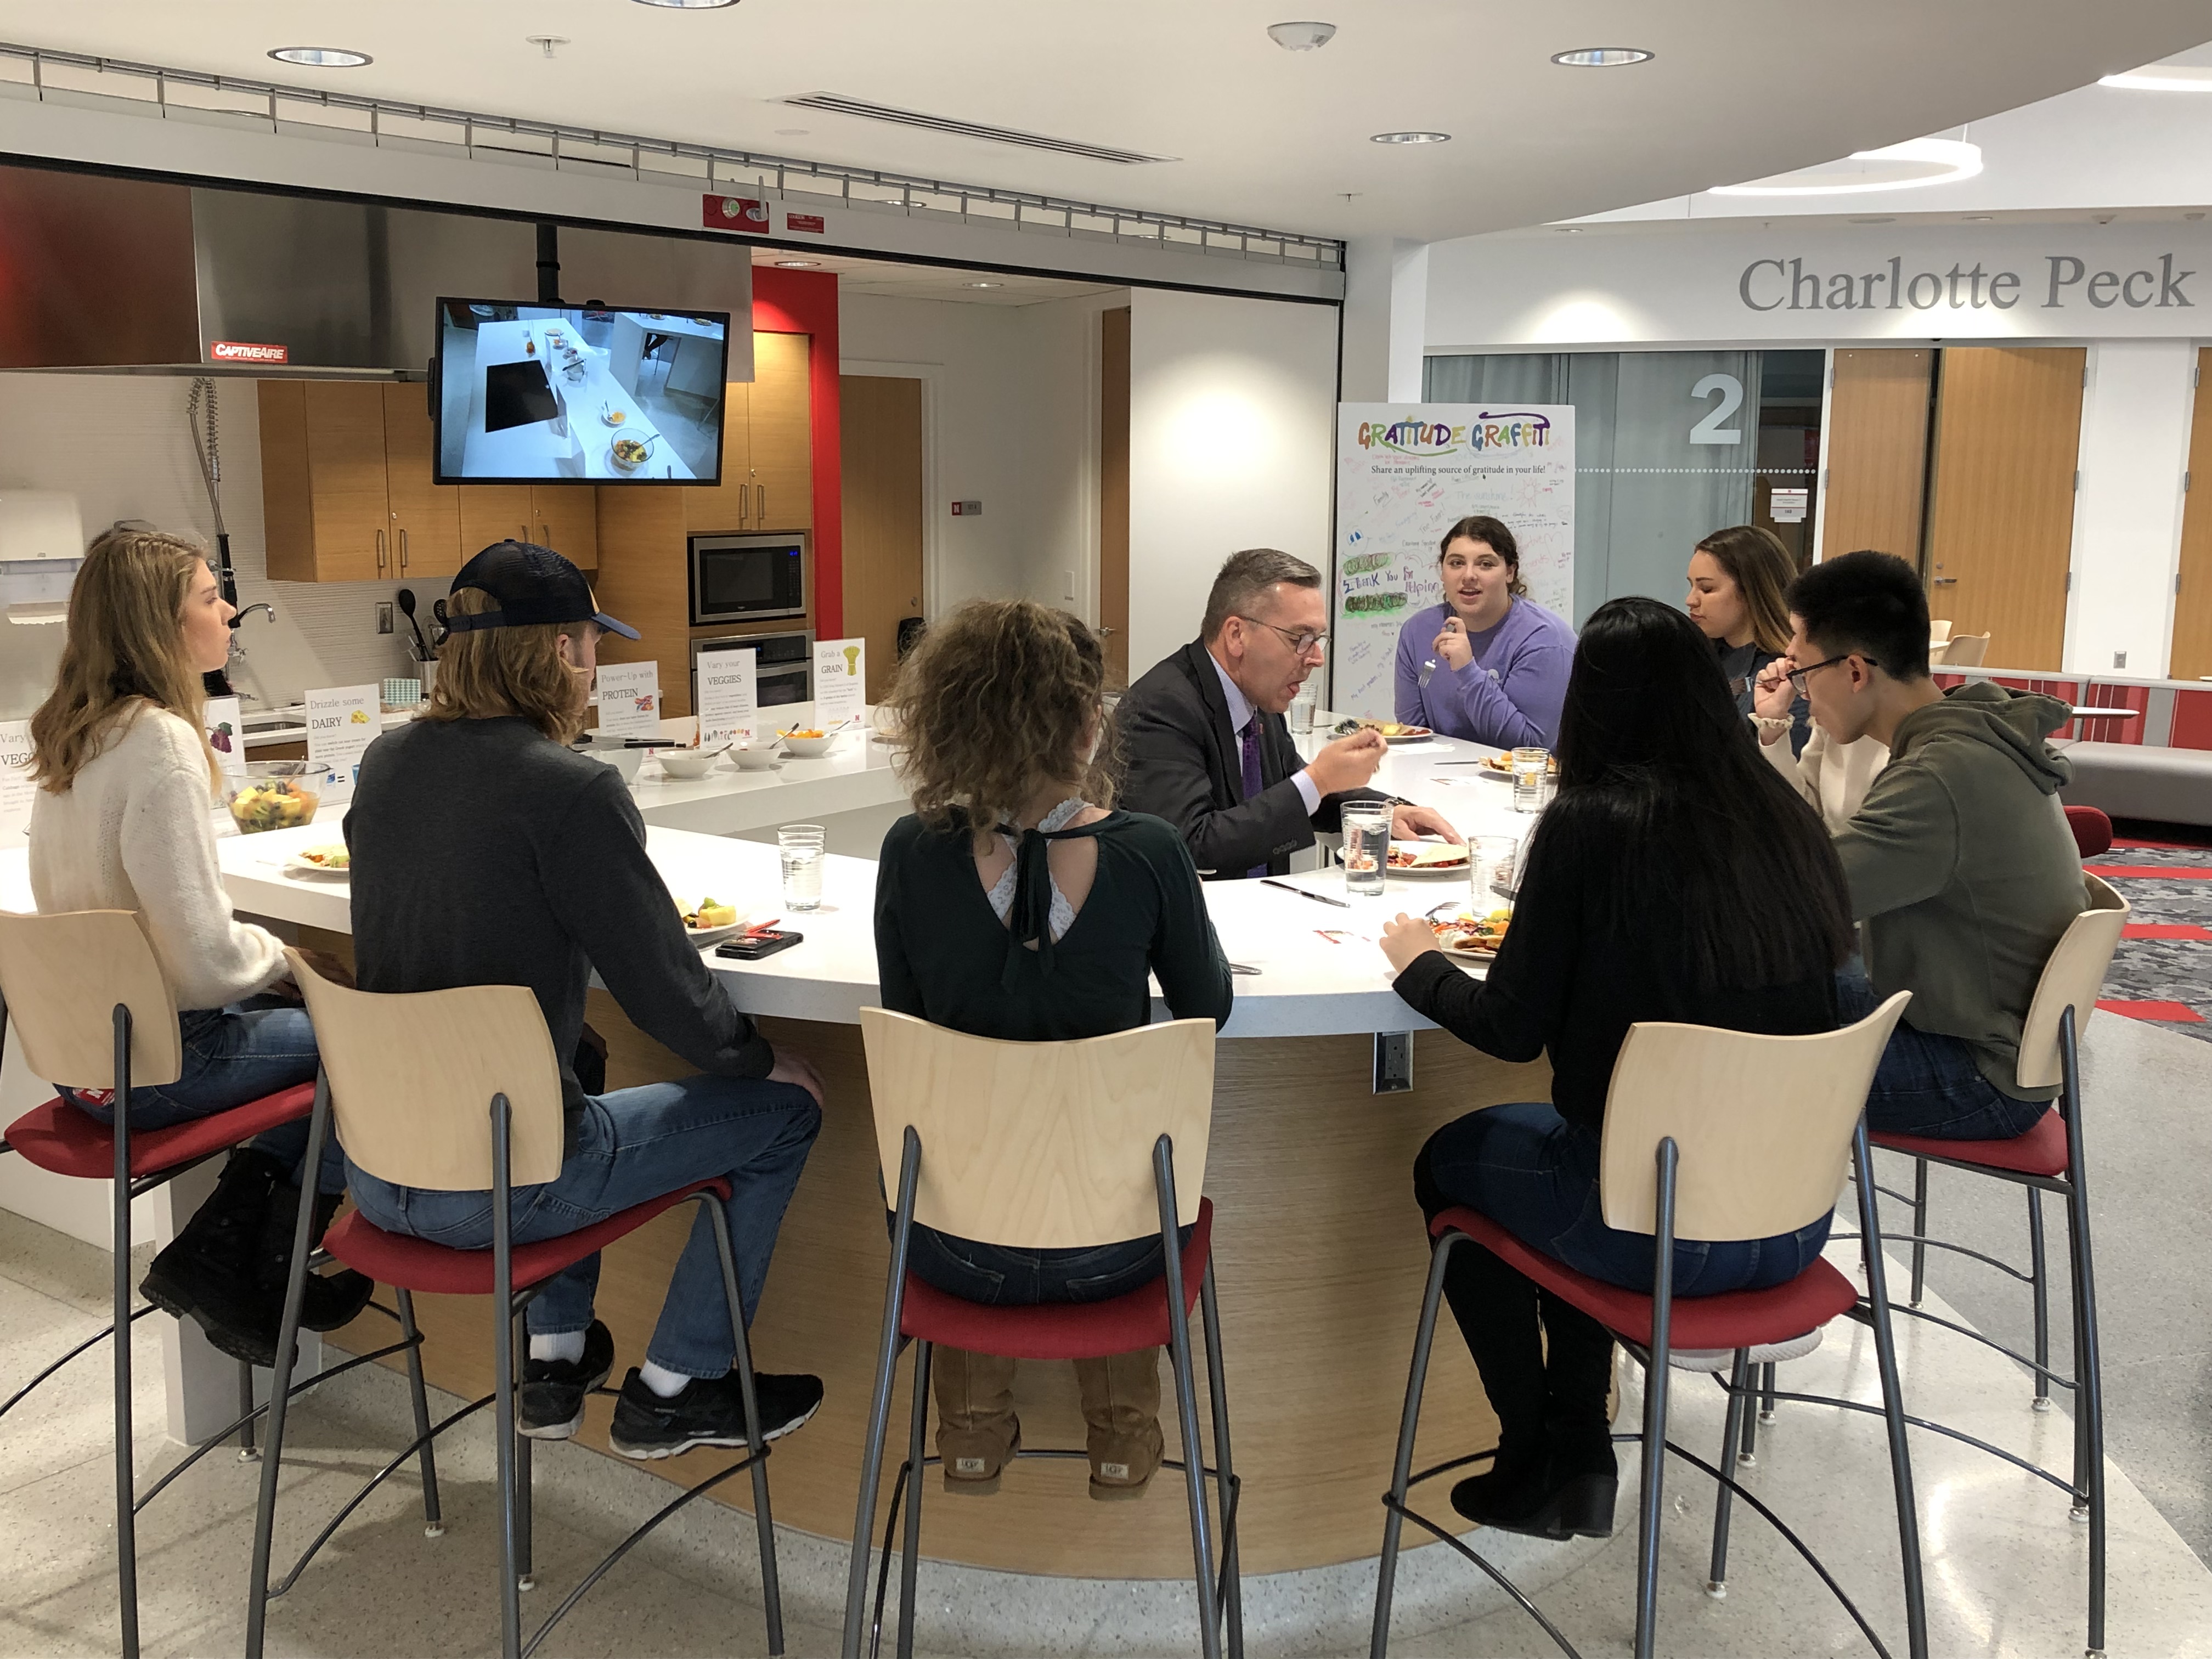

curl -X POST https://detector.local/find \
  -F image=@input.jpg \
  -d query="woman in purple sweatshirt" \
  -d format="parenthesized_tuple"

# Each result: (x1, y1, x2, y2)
(1393, 516, 1576, 748)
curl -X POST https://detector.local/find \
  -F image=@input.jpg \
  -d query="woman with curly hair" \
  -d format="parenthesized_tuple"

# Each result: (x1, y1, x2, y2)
(873, 598, 1233, 1502)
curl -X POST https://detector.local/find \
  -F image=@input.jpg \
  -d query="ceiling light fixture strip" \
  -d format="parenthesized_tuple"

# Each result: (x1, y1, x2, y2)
(0, 40, 1341, 268)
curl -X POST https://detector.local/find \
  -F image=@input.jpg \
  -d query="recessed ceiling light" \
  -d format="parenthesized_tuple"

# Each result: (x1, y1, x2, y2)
(268, 46, 371, 68)
(1267, 21, 1337, 51)
(2100, 65, 2212, 92)
(964, 281, 1005, 289)
(774, 259, 821, 268)
(1551, 47, 1654, 68)
(1557, 227, 1582, 234)
(630, 0, 740, 8)
(1965, 214, 1995, 222)
(1371, 131, 1451, 145)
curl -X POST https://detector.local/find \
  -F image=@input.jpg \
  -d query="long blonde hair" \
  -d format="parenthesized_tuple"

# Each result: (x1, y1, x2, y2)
(30, 528, 219, 793)
(419, 585, 592, 743)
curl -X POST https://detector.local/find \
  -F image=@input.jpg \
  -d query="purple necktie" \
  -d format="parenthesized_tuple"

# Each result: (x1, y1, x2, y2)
(1240, 719, 1267, 877)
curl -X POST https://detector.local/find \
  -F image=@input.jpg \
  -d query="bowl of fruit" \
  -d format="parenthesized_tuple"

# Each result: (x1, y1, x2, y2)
(225, 761, 331, 835)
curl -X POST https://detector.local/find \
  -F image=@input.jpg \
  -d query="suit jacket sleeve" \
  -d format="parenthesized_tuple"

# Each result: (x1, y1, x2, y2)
(1119, 692, 1317, 876)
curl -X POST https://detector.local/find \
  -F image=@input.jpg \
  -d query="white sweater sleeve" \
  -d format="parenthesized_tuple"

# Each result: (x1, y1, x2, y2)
(1760, 718, 1823, 807)
(120, 731, 289, 1010)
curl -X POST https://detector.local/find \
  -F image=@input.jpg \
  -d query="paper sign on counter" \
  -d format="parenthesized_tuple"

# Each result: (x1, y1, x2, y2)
(306, 685, 380, 802)
(0, 720, 35, 842)
(697, 648, 759, 748)
(595, 661, 662, 738)
(204, 696, 249, 790)
(814, 637, 865, 731)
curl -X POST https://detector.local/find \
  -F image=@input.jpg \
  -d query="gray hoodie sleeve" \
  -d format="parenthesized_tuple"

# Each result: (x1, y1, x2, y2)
(1832, 765, 1961, 922)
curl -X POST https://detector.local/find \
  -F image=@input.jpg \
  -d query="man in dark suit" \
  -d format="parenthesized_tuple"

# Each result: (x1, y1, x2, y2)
(1116, 548, 1460, 878)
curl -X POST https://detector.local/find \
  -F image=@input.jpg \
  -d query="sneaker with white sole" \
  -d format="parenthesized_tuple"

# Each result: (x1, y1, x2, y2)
(606, 1367, 823, 1460)
(518, 1320, 615, 1440)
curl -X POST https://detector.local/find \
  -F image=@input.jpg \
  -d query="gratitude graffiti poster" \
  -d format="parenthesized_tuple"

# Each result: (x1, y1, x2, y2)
(1331, 403, 1574, 720)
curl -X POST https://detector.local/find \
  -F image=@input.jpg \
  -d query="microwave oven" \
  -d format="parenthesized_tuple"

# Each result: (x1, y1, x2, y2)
(690, 630, 813, 709)
(689, 532, 806, 627)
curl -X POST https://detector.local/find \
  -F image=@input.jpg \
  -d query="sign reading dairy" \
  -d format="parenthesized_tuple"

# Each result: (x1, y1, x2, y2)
(1331, 404, 1575, 720)
(813, 637, 865, 731)
(305, 684, 380, 802)
(204, 696, 249, 791)
(696, 648, 759, 748)
(594, 661, 661, 738)
(0, 720, 35, 842)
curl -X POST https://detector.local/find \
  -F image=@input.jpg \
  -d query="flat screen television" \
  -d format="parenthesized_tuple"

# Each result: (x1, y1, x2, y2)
(432, 298, 730, 486)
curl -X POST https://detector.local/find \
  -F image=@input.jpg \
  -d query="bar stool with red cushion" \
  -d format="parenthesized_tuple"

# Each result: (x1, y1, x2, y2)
(842, 1009, 1240, 1659)
(2062, 806, 2113, 859)
(1370, 993, 1927, 1659)
(247, 949, 788, 1659)
(1854, 873, 2129, 1658)
(0, 909, 414, 1659)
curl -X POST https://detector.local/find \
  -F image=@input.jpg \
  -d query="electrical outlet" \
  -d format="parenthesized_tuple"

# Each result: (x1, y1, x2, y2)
(376, 602, 394, 635)
(2113, 651, 2128, 669)
(1063, 569, 1075, 601)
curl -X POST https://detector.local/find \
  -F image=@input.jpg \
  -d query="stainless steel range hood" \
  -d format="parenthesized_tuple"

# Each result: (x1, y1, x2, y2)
(0, 162, 754, 379)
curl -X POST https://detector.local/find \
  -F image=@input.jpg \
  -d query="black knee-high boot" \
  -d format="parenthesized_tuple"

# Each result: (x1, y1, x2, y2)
(1539, 1288, 1620, 1490)
(1437, 1239, 1560, 1523)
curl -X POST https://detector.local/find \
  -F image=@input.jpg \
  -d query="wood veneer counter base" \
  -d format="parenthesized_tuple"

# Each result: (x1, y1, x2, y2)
(331, 1003, 1547, 1578)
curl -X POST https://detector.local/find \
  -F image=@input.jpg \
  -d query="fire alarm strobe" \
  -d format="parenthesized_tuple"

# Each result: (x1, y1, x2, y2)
(703, 194, 771, 233)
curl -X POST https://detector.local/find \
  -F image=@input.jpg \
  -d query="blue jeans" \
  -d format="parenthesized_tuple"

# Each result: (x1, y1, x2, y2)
(1839, 970, 2049, 1140)
(1420, 1103, 1831, 1296)
(906, 1223, 1194, 1307)
(62, 1000, 341, 1194)
(346, 1074, 820, 1378)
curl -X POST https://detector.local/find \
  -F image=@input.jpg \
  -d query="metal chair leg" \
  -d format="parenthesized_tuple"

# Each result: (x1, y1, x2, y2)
(1855, 1123, 1929, 1659)
(1706, 1349, 1752, 1598)
(1908, 1157, 1929, 1307)
(109, 1006, 139, 1659)
(1759, 1361, 1778, 1424)
(896, 1340, 932, 1659)
(236, 1359, 259, 1460)
(2027, 1188, 2052, 1412)
(1200, 1263, 1243, 1659)
(490, 1094, 523, 1659)
(704, 1198, 783, 1655)
(2058, 1011, 2107, 1657)
(1737, 1359, 1762, 1468)
(843, 1130, 921, 1659)
(1632, 1138, 1679, 1659)
(1156, 1136, 1222, 1659)
(1370, 1232, 1457, 1659)
(512, 1309, 534, 1592)
(396, 1289, 444, 1534)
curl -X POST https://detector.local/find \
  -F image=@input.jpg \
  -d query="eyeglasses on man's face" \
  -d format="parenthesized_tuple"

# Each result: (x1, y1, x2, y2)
(1786, 652, 1877, 697)
(1238, 616, 1328, 658)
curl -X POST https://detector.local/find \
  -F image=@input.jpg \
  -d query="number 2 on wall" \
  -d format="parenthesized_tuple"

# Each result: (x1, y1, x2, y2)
(1689, 373, 1744, 445)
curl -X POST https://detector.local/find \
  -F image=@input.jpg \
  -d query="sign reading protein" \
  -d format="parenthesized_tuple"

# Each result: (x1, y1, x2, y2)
(594, 661, 662, 739)
(1331, 403, 1575, 721)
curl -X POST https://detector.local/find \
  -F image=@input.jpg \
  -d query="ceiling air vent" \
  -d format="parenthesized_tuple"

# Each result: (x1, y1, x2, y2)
(781, 93, 1176, 165)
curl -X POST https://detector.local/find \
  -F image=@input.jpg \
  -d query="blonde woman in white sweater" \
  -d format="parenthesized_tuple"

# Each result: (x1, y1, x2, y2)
(27, 528, 369, 1365)
(1750, 642, 1888, 831)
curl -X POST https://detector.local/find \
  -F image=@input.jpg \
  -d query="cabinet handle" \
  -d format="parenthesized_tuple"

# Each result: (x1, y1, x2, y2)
(376, 528, 386, 574)
(541, 523, 552, 548)
(398, 529, 409, 573)
(757, 483, 766, 524)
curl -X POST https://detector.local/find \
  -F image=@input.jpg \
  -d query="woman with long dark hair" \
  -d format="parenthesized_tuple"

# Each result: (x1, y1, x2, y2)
(1377, 597, 1854, 1542)
(1686, 523, 1810, 754)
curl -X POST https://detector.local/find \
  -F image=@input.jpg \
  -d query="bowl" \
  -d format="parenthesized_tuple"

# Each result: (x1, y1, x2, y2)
(778, 730, 841, 759)
(652, 746, 725, 780)
(727, 744, 782, 771)
(225, 761, 331, 835)
(577, 741, 645, 782)
(609, 435, 654, 475)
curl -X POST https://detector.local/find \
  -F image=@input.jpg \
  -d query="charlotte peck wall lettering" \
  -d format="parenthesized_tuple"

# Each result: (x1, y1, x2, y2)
(1738, 254, 2195, 313)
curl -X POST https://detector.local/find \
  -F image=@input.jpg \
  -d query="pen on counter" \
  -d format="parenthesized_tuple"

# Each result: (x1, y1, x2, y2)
(1261, 878, 1350, 910)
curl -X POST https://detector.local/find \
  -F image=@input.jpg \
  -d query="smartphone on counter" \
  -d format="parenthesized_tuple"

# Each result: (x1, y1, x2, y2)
(716, 930, 803, 961)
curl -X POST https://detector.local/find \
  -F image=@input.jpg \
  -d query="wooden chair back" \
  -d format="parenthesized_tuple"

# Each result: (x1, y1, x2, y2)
(0, 910, 180, 1088)
(858, 1008, 1216, 1250)
(283, 949, 565, 1190)
(1598, 992, 1911, 1240)
(1939, 633, 1991, 667)
(2014, 874, 2129, 1093)
(1928, 620, 1954, 647)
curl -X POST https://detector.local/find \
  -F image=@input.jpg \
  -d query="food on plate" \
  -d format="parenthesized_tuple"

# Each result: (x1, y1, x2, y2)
(1331, 717, 1430, 740)
(611, 436, 651, 468)
(1486, 752, 1560, 774)
(780, 727, 826, 740)
(228, 780, 320, 834)
(1430, 909, 1512, 957)
(679, 896, 740, 932)
(295, 845, 350, 870)
(1387, 842, 1469, 870)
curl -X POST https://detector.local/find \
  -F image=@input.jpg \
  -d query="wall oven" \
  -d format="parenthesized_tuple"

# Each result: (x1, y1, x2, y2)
(690, 630, 813, 710)
(689, 532, 807, 627)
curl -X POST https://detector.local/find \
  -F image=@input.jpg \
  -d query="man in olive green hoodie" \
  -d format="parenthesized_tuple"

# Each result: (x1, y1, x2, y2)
(1784, 551, 2087, 1139)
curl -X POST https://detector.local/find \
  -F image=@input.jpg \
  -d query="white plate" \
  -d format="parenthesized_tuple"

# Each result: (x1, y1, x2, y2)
(285, 847, 352, 877)
(1387, 841, 1472, 877)
(683, 920, 747, 947)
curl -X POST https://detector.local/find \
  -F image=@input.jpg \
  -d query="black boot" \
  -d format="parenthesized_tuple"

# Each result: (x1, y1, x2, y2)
(141, 1148, 288, 1367)
(1434, 1235, 1561, 1530)
(1536, 1288, 1618, 1538)
(259, 1183, 376, 1335)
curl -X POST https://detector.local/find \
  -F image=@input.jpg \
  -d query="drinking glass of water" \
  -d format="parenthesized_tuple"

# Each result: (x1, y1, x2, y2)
(1510, 748, 1550, 814)
(778, 823, 826, 912)
(1287, 687, 1316, 735)
(1341, 803, 1392, 898)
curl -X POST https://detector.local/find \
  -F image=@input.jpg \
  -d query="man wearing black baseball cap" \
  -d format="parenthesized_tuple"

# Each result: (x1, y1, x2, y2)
(343, 542, 827, 1456)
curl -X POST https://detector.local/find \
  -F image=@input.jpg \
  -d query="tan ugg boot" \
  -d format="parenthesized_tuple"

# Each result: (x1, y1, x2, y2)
(932, 1346, 1020, 1496)
(1075, 1346, 1165, 1501)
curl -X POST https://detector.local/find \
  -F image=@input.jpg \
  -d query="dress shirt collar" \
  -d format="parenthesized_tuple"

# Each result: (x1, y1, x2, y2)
(1206, 647, 1256, 735)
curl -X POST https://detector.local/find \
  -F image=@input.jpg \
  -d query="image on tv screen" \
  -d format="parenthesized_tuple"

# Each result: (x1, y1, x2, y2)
(435, 299, 729, 484)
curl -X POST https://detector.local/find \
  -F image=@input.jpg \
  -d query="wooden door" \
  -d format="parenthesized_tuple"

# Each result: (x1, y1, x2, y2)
(458, 487, 537, 558)
(748, 331, 814, 531)
(381, 383, 461, 580)
(531, 486, 601, 569)
(683, 379, 752, 534)
(300, 382, 391, 582)
(1099, 307, 1131, 687)
(840, 375, 924, 701)
(2172, 349, 2212, 680)
(1923, 347, 2085, 670)
(1822, 348, 1932, 567)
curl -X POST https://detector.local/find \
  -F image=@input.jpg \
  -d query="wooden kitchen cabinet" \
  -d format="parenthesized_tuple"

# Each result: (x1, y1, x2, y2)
(262, 381, 599, 581)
